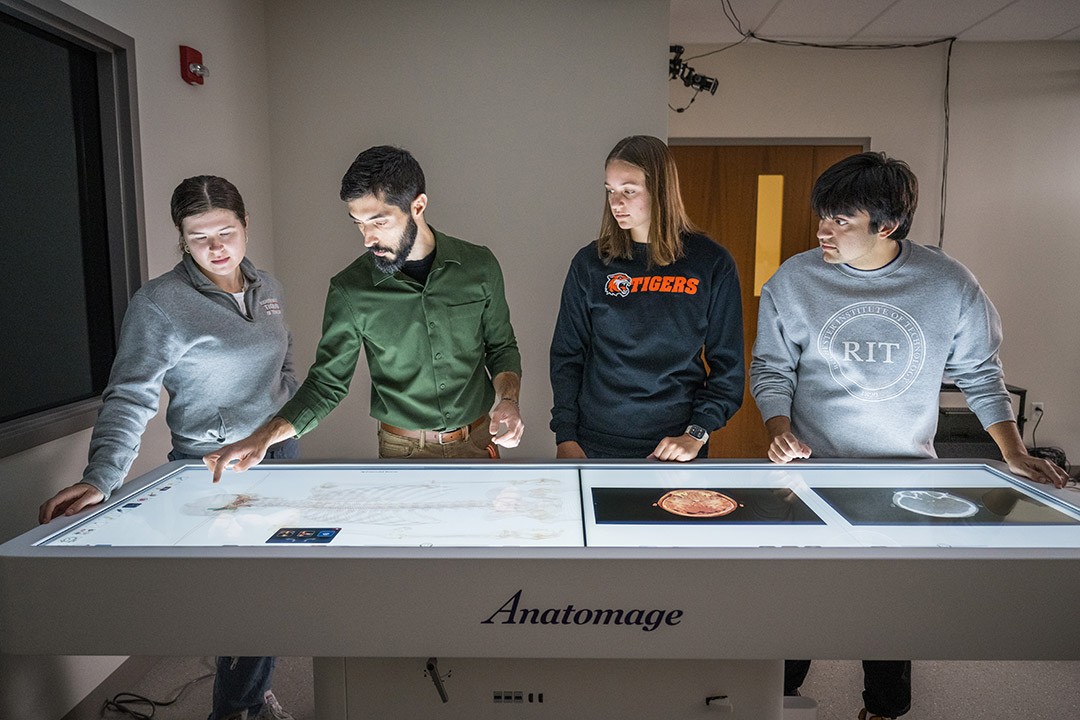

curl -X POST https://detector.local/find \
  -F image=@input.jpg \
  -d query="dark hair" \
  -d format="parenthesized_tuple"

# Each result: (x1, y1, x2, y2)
(811, 152, 918, 239)
(597, 135, 696, 267)
(170, 175, 247, 228)
(339, 145, 426, 213)
(170, 176, 247, 251)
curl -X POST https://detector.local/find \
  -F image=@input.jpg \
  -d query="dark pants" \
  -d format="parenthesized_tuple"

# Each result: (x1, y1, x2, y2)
(785, 659, 911, 718)
(208, 656, 277, 720)
(168, 439, 299, 720)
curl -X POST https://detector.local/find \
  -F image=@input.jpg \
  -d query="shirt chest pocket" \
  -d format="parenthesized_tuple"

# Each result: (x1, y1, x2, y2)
(447, 299, 486, 352)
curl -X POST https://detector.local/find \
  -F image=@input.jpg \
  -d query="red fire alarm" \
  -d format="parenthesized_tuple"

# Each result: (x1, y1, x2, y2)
(180, 45, 209, 85)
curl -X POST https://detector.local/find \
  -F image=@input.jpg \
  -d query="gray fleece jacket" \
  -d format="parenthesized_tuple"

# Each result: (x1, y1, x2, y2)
(81, 254, 297, 498)
(751, 239, 1014, 459)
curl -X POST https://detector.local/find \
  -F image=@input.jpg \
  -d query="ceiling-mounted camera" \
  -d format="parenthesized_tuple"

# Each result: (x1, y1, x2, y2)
(669, 45, 687, 79)
(668, 45, 719, 95)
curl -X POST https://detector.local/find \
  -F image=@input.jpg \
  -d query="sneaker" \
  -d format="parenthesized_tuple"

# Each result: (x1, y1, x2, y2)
(253, 691, 294, 720)
(858, 709, 896, 720)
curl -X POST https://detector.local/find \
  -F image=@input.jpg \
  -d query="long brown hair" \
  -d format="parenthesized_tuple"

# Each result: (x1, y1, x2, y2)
(596, 135, 696, 267)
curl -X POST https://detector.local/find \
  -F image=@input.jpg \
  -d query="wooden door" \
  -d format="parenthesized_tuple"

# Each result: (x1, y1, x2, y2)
(671, 144, 864, 458)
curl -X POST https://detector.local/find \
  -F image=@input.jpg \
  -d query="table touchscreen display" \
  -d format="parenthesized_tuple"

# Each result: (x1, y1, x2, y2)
(582, 464, 1080, 548)
(36, 462, 1080, 550)
(40, 465, 584, 548)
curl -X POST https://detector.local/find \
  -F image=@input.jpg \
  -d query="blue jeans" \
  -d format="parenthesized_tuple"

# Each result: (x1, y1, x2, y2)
(208, 656, 277, 720)
(167, 439, 299, 720)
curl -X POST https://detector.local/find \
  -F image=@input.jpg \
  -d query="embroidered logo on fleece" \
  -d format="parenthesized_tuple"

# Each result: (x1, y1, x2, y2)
(260, 297, 283, 316)
(604, 273, 699, 297)
(817, 301, 926, 402)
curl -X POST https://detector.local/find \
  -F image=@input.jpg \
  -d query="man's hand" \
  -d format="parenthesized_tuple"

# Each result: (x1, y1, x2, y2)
(650, 434, 705, 462)
(489, 398, 524, 448)
(1003, 451, 1069, 489)
(765, 415, 812, 464)
(39, 483, 104, 524)
(203, 417, 296, 483)
(988, 421, 1068, 488)
(556, 440, 588, 459)
(489, 372, 524, 448)
(768, 433, 812, 464)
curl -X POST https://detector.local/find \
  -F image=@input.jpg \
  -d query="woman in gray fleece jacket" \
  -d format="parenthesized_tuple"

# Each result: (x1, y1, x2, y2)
(39, 176, 298, 720)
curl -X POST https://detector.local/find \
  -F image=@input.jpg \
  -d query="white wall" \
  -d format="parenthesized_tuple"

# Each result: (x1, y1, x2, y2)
(668, 40, 1080, 463)
(0, 1, 276, 718)
(946, 43, 1080, 463)
(262, 0, 669, 460)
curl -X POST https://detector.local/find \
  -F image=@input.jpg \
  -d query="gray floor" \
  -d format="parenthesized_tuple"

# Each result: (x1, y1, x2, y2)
(107, 656, 1080, 719)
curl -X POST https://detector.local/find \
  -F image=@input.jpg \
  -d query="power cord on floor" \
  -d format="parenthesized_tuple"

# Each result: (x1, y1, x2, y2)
(103, 670, 214, 719)
(1028, 406, 1070, 473)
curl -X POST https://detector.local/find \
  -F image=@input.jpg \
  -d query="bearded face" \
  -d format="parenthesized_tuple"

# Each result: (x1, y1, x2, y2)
(370, 215, 419, 274)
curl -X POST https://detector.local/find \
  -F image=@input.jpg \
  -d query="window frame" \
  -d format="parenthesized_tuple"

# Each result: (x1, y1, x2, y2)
(0, 0, 145, 458)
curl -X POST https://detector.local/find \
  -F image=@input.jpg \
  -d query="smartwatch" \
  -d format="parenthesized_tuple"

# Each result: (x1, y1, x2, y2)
(684, 424, 709, 443)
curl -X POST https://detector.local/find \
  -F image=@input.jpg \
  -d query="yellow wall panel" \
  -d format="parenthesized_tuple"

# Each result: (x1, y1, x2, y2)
(754, 174, 784, 296)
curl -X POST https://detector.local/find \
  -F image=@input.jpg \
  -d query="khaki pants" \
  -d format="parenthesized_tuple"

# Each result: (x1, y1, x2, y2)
(377, 422, 500, 459)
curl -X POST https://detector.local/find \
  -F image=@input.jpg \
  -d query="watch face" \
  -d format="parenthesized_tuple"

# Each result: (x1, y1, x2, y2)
(686, 425, 707, 441)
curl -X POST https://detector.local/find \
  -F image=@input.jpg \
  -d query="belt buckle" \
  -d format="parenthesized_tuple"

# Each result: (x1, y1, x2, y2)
(435, 425, 466, 444)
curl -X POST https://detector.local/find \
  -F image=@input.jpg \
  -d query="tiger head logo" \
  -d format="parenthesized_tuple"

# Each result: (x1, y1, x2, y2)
(605, 272, 632, 297)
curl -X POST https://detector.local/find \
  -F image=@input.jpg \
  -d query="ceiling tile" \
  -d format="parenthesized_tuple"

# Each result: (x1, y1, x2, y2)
(670, 0, 767, 43)
(670, 0, 1080, 43)
(933, 0, 1080, 40)
(754, 0, 896, 41)
(856, 0, 1015, 41)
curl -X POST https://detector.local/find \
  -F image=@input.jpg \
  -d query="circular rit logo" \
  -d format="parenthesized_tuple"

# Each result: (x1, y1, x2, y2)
(817, 301, 926, 402)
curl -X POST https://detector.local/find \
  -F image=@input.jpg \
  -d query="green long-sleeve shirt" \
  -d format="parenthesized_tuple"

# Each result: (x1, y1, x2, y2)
(279, 230, 521, 433)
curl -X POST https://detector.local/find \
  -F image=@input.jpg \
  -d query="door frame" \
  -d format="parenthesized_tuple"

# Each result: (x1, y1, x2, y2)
(670, 137, 870, 149)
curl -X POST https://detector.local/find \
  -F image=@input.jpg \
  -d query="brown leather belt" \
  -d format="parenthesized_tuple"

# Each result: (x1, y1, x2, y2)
(379, 415, 488, 445)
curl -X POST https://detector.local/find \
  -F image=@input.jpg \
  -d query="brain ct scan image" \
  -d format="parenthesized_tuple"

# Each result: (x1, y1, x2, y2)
(892, 490, 979, 518)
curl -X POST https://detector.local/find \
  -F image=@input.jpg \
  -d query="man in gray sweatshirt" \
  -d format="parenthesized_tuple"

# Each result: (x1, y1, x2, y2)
(750, 151, 1066, 720)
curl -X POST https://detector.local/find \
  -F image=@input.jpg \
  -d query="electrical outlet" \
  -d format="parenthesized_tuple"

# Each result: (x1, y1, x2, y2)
(1033, 402, 1045, 414)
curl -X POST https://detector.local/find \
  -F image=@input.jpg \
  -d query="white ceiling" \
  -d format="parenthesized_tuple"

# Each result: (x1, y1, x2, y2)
(670, 0, 1080, 44)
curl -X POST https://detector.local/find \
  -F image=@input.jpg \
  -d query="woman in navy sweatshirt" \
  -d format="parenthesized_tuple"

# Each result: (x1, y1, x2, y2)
(549, 135, 744, 460)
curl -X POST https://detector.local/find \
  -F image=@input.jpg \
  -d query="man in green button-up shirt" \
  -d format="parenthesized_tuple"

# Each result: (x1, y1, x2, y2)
(206, 146, 523, 478)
